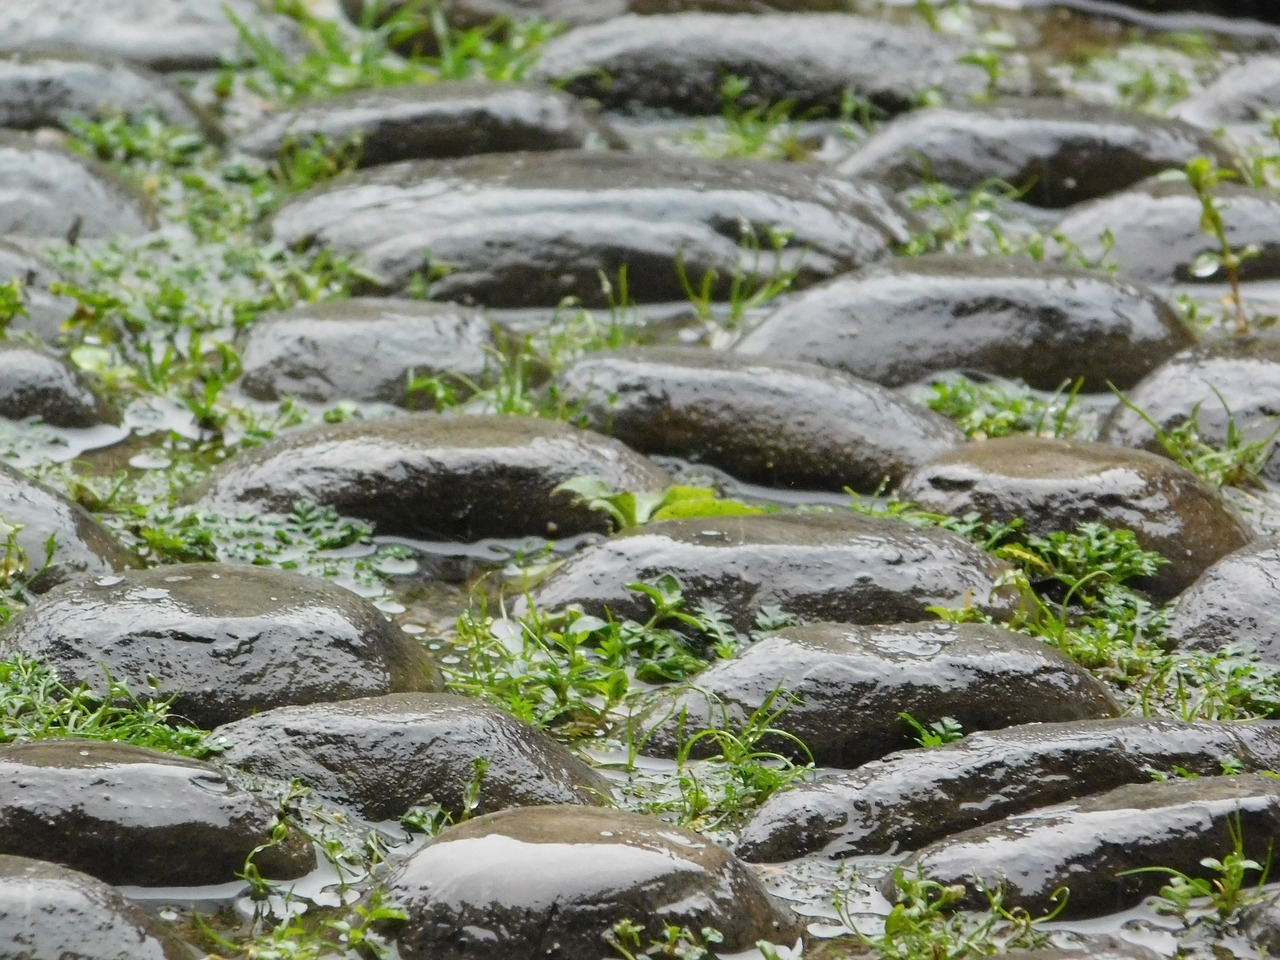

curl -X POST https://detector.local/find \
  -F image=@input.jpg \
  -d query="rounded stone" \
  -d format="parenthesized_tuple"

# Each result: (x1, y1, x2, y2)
(734, 255, 1192, 391)
(0, 855, 189, 960)
(529, 14, 991, 116)
(0, 342, 115, 427)
(1166, 537, 1280, 663)
(1099, 338, 1280, 484)
(239, 82, 616, 168)
(269, 150, 913, 307)
(0, 131, 154, 241)
(1053, 177, 1280, 286)
(529, 512, 1024, 633)
(188, 415, 669, 542)
(836, 97, 1237, 208)
(556, 347, 964, 492)
(213, 692, 611, 821)
(0, 0, 302, 72)
(0, 461, 138, 592)
(737, 717, 1280, 862)
(1174, 57, 1280, 129)
(382, 805, 803, 960)
(899, 436, 1253, 600)
(0, 240, 78, 344)
(0, 51, 209, 132)
(0, 740, 314, 887)
(0, 563, 442, 728)
(237, 298, 494, 406)
(640, 621, 1120, 767)
(898, 774, 1280, 918)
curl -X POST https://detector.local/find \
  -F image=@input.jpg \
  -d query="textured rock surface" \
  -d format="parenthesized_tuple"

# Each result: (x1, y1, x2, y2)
(270, 151, 912, 306)
(900, 436, 1253, 600)
(0, 563, 441, 728)
(214, 693, 611, 820)
(189, 415, 669, 541)
(737, 718, 1280, 861)
(238, 298, 494, 406)
(0, 342, 115, 427)
(0, 740, 314, 886)
(556, 347, 963, 491)
(1174, 57, 1280, 128)
(529, 512, 1024, 632)
(641, 622, 1120, 766)
(240, 82, 615, 167)
(0, 462, 138, 591)
(900, 775, 1280, 918)
(1167, 537, 1280, 663)
(0, 240, 77, 343)
(530, 14, 991, 115)
(0, 855, 190, 960)
(384, 805, 803, 960)
(735, 255, 1192, 390)
(836, 98, 1234, 208)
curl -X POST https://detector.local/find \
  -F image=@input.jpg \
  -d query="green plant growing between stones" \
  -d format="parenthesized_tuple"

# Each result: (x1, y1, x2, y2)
(924, 375, 1084, 440)
(1180, 157, 1258, 336)
(899, 711, 965, 747)
(553, 477, 766, 531)
(685, 74, 808, 162)
(675, 222, 803, 332)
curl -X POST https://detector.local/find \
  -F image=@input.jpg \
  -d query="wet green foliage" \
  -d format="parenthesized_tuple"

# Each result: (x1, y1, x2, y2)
(924, 375, 1084, 439)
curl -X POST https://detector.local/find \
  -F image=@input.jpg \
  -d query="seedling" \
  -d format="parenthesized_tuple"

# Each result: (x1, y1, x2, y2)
(1180, 157, 1258, 336)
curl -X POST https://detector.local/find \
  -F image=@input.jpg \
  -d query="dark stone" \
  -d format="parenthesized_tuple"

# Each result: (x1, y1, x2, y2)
(899, 436, 1253, 600)
(1053, 177, 1280, 286)
(898, 774, 1280, 918)
(0, 855, 189, 960)
(735, 255, 1193, 391)
(0, 132, 153, 240)
(835, 97, 1236, 208)
(0, 342, 115, 427)
(237, 298, 494, 406)
(529, 512, 1025, 633)
(0, 563, 442, 729)
(556, 347, 964, 492)
(188, 415, 669, 542)
(0, 461, 138, 592)
(383, 805, 803, 960)
(0, 0, 302, 72)
(1174, 58, 1280, 128)
(0, 51, 208, 132)
(1242, 893, 1280, 956)
(1099, 338, 1280, 483)
(641, 622, 1119, 766)
(0, 240, 77, 343)
(239, 82, 616, 168)
(213, 692, 611, 821)
(1041, 0, 1280, 24)
(529, 14, 991, 116)
(737, 717, 1280, 861)
(269, 151, 913, 308)
(1167, 537, 1280, 663)
(0, 740, 314, 887)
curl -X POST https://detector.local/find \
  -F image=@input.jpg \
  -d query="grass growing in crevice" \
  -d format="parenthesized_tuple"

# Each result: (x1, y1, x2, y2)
(923, 375, 1085, 440)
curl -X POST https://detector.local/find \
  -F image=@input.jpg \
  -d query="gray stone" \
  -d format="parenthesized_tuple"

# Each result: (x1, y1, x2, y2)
(213, 692, 611, 821)
(0, 563, 442, 728)
(556, 347, 964, 492)
(1100, 338, 1280, 484)
(529, 512, 1025, 633)
(0, 342, 115, 427)
(530, 14, 991, 116)
(737, 717, 1280, 861)
(383, 805, 803, 960)
(239, 82, 616, 168)
(238, 298, 494, 406)
(0, 855, 189, 960)
(735, 255, 1193, 390)
(0, 740, 314, 887)
(189, 415, 668, 541)
(0, 461, 138, 592)
(899, 774, 1280, 918)
(641, 622, 1120, 766)
(0, 132, 153, 241)
(836, 97, 1236, 208)
(0, 0, 302, 72)
(1167, 537, 1280, 663)
(1174, 57, 1280, 129)
(0, 240, 77, 344)
(899, 436, 1253, 600)
(0, 51, 208, 132)
(269, 151, 913, 307)
(1053, 177, 1280, 286)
